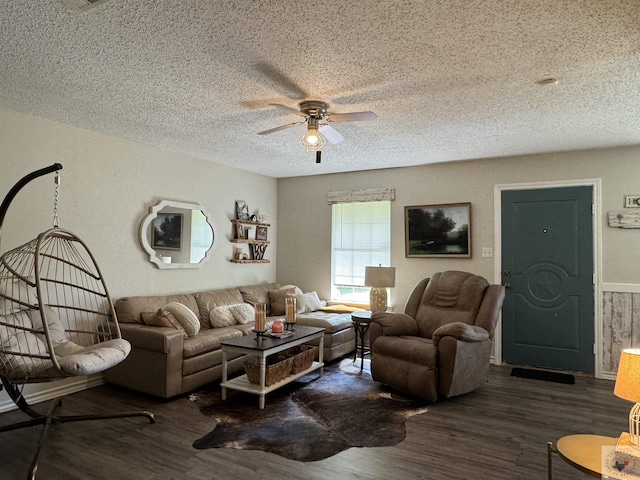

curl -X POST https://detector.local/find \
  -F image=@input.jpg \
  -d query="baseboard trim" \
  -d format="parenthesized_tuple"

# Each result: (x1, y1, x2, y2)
(0, 374, 106, 414)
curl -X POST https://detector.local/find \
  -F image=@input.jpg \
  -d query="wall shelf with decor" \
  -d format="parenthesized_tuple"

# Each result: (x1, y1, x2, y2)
(230, 219, 270, 263)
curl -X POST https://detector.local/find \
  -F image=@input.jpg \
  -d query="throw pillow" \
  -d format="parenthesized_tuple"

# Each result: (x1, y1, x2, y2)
(230, 303, 255, 324)
(296, 291, 323, 314)
(279, 284, 304, 296)
(0, 278, 38, 315)
(209, 305, 237, 328)
(162, 302, 200, 337)
(141, 308, 188, 338)
(32, 305, 69, 346)
(268, 288, 296, 316)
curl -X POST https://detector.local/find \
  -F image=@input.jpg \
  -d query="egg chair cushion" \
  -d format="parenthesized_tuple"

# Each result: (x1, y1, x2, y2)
(55, 339, 131, 376)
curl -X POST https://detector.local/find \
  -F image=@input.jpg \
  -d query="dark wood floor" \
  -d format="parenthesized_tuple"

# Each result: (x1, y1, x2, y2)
(0, 363, 630, 480)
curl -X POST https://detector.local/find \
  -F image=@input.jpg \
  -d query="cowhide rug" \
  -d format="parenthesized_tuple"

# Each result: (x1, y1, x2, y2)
(191, 359, 429, 462)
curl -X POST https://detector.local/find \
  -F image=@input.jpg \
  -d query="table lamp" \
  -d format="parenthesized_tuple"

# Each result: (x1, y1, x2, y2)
(364, 265, 395, 313)
(614, 348, 640, 448)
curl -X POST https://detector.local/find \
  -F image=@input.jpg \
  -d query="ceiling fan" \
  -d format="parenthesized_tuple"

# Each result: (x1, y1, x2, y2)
(257, 100, 377, 163)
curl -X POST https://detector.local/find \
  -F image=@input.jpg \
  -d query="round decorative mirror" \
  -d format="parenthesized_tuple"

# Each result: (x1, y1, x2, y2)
(140, 200, 215, 269)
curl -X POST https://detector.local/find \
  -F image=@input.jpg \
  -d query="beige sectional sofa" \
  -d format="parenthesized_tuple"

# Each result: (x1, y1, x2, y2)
(105, 282, 355, 398)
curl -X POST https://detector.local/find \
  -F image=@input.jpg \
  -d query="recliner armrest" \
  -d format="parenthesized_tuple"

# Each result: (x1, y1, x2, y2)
(371, 312, 419, 336)
(432, 322, 489, 347)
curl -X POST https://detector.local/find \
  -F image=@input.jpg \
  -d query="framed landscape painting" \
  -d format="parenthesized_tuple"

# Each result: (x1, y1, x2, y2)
(152, 213, 182, 250)
(405, 203, 471, 257)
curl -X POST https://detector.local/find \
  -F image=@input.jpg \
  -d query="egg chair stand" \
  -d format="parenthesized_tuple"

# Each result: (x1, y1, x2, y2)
(0, 164, 155, 480)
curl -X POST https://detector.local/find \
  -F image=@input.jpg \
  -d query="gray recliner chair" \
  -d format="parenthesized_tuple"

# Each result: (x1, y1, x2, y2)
(370, 270, 505, 402)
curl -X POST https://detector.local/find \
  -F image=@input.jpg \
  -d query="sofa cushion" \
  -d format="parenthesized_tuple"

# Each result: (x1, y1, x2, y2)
(295, 312, 352, 334)
(238, 283, 280, 316)
(268, 287, 296, 315)
(183, 327, 243, 358)
(163, 303, 200, 337)
(230, 303, 255, 324)
(194, 288, 244, 328)
(141, 308, 188, 338)
(295, 291, 323, 313)
(115, 294, 199, 325)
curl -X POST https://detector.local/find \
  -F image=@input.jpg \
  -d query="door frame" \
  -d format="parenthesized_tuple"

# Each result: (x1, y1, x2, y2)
(493, 178, 603, 378)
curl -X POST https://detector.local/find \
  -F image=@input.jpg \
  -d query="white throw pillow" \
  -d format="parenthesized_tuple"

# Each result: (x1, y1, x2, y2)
(209, 305, 237, 328)
(141, 308, 188, 338)
(296, 291, 323, 313)
(230, 303, 255, 324)
(32, 306, 69, 346)
(163, 302, 200, 337)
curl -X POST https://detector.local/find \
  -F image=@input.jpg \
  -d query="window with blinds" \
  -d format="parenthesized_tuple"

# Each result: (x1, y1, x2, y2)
(331, 200, 391, 302)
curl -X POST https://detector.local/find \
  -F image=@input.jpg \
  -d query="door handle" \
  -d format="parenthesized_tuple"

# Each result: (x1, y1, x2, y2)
(502, 270, 511, 288)
(503, 283, 511, 288)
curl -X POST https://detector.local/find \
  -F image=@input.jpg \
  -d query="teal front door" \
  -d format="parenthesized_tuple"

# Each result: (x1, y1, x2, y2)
(501, 186, 594, 373)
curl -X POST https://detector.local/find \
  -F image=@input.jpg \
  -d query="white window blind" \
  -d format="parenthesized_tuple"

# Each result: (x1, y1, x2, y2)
(331, 200, 391, 302)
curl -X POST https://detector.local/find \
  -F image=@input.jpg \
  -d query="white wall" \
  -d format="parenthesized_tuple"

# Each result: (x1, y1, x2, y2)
(277, 147, 640, 310)
(1, 108, 278, 298)
(0, 108, 278, 409)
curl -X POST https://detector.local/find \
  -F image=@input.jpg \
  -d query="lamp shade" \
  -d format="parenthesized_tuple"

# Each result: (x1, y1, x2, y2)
(615, 349, 640, 402)
(364, 266, 396, 288)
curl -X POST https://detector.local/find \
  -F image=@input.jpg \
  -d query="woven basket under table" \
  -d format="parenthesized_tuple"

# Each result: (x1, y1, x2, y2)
(244, 354, 293, 386)
(290, 345, 317, 374)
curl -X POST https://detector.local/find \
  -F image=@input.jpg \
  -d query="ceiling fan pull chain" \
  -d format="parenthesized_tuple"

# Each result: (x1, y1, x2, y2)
(52, 171, 61, 228)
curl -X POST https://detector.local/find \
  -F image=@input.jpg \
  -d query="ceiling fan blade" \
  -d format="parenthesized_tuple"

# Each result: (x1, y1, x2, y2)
(257, 122, 304, 135)
(319, 125, 345, 145)
(326, 111, 378, 122)
(254, 62, 308, 100)
(269, 103, 308, 117)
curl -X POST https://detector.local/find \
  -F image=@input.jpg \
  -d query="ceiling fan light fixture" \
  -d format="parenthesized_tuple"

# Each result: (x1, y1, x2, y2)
(300, 118, 325, 152)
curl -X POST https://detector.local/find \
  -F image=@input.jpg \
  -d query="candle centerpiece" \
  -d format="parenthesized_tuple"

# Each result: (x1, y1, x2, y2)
(254, 303, 267, 340)
(285, 296, 296, 331)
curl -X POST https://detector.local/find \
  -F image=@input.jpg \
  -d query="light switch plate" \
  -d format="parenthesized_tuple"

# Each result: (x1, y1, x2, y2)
(482, 248, 493, 258)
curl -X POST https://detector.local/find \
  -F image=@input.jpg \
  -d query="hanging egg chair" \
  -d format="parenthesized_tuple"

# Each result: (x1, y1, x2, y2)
(0, 164, 154, 480)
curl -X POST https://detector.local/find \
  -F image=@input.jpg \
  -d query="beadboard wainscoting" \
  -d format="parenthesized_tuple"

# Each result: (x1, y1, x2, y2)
(602, 284, 640, 378)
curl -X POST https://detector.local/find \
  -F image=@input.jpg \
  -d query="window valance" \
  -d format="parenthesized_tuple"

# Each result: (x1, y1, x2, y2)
(327, 187, 395, 204)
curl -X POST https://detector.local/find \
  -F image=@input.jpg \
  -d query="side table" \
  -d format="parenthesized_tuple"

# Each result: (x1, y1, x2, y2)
(351, 311, 372, 372)
(547, 434, 620, 479)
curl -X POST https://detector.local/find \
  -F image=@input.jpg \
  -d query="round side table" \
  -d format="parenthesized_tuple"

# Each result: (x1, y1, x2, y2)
(351, 311, 372, 372)
(547, 434, 620, 479)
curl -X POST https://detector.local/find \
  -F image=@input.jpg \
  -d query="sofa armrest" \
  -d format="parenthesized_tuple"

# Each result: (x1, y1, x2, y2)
(118, 323, 185, 353)
(432, 322, 489, 347)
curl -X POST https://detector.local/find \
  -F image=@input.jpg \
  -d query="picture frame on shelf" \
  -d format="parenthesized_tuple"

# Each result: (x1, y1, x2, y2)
(256, 225, 268, 241)
(235, 223, 244, 239)
(151, 213, 182, 250)
(405, 202, 471, 257)
(235, 200, 249, 220)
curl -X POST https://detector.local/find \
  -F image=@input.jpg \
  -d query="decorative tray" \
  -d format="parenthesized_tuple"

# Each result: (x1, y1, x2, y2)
(266, 330, 294, 339)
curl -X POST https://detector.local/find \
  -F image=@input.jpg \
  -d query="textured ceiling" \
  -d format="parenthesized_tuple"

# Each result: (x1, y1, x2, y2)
(1, 0, 639, 178)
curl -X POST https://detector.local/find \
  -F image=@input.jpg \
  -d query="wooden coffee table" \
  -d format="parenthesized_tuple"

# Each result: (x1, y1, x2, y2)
(220, 325, 325, 409)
